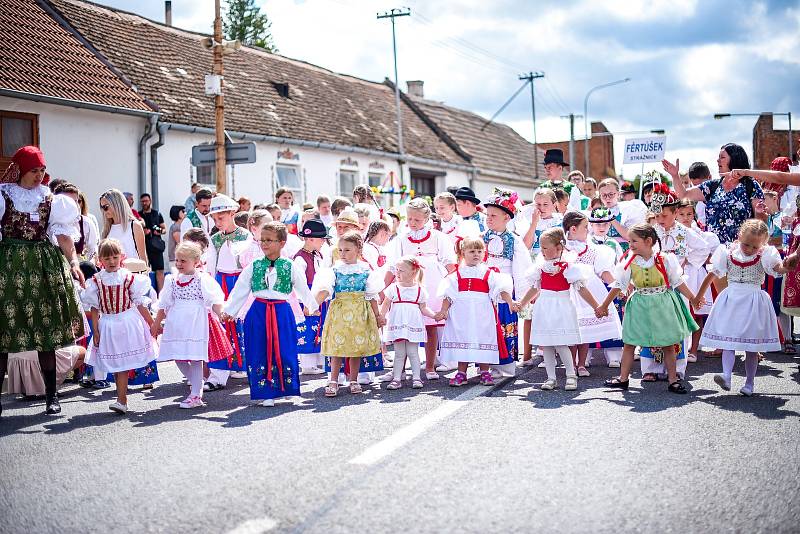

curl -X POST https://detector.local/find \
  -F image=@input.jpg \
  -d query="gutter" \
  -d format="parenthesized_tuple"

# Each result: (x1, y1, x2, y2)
(149, 122, 168, 209)
(139, 116, 157, 197)
(163, 122, 477, 173)
(0, 89, 159, 119)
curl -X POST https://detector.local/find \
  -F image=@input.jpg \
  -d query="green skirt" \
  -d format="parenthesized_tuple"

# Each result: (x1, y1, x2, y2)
(0, 239, 84, 352)
(622, 288, 698, 348)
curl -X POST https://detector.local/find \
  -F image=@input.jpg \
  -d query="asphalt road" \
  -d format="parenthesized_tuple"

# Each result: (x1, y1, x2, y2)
(1, 350, 799, 534)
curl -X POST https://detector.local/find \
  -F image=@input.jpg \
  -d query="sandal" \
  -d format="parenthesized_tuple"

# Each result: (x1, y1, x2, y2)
(449, 371, 467, 387)
(577, 366, 590, 377)
(668, 380, 687, 394)
(203, 382, 224, 392)
(604, 377, 629, 390)
(349, 381, 363, 394)
(412, 379, 424, 389)
(641, 373, 658, 382)
(324, 381, 339, 397)
(386, 380, 402, 390)
(784, 343, 797, 355)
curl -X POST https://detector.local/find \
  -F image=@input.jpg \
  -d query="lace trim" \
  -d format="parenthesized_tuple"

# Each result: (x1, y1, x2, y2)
(702, 333, 779, 344)
(0, 184, 48, 213)
(440, 341, 499, 350)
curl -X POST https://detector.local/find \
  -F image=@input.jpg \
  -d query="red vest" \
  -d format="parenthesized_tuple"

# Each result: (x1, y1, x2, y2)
(456, 267, 491, 293)
(540, 262, 570, 292)
(293, 248, 319, 285)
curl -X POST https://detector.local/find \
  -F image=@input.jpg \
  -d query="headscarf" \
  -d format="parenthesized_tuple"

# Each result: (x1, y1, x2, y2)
(1, 145, 48, 184)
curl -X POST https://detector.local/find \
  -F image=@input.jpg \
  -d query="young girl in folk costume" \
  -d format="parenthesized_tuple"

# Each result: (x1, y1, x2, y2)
(294, 218, 329, 375)
(781, 196, 800, 331)
(362, 219, 391, 272)
(205, 194, 257, 390)
(152, 242, 228, 409)
(380, 256, 438, 389)
(82, 239, 156, 414)
(696, 220, 798, 396)
(597, 178, 647, 253)
(517, 228, 600, 390)
(276, 187, 300, 235)
(482, 188, 532, 377)
(519, 188, 563, 366)
(223, 222, 318, 406)
(562, 211, 622, 376)
(434, 192, 462, 242)
(313, 231, 385, 397)
(438, 238, 515, 386)
(598, 224, 699, 394)
(385, 198, 457, 380)
(589, 207, 624, 261)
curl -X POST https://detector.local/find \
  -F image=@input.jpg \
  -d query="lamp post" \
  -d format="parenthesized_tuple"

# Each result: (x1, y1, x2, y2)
(584, 78, 631, 176)
(714, 112, 793, 164)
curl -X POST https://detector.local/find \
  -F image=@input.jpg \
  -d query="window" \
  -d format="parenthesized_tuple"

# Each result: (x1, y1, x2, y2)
(195, 165, 215, 188)
(0, 111, 38, 169)
(369, 171, 388, 208)
(411, 175, 436, 199)
(339, 170, 358, 197)
(275, 163, 303, 202)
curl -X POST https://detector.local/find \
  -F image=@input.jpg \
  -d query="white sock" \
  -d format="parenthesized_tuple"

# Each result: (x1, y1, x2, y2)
(406, 342, 421, 380)
(176, 361, 204, 398)
(744, 351, 758, 389)
(542, 346, 557, 381)
(392, 341, 407, 381)
(208, 368, 230, 386)
(556, 345, 576, 377)
(721, 350, 736, 381)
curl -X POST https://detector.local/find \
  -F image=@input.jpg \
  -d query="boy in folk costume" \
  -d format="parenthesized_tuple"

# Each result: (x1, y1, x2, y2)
(482, 188, 532, 377)
(222, 222, 318, 406)
(454, 187, 486, 232)
(205, 194, 257, 390)
(294, 219, 329, 375)
(539, 149, 583, 211)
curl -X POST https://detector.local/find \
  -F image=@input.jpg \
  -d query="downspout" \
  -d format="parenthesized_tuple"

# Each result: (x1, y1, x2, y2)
(138, 115, 157, 196)
(149, 122, 167, 210)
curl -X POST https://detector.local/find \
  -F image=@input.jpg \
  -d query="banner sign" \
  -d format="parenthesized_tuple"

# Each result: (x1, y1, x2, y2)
(623, 136, 666, 164)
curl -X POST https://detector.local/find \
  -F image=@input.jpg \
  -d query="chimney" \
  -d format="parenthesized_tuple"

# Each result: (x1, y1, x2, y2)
(406, 80, 424, 99)
(165, 0, 172, 26)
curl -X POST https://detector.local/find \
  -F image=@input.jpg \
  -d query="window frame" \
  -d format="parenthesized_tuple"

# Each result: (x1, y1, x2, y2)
(274, 161, 304, 203)
(0, 110, 39, 170)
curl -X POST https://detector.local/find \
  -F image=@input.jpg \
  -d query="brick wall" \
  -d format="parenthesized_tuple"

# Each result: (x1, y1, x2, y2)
(752, 113, 798, 169)
(537, 121, 616, 179)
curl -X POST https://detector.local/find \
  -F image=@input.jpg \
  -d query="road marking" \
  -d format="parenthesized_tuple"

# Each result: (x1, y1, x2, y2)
(349, 383, 488, 466)
(227, 517, 277, 534)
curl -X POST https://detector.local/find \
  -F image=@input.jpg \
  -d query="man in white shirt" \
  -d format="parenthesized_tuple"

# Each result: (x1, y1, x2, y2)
(180, 188, 214, 240)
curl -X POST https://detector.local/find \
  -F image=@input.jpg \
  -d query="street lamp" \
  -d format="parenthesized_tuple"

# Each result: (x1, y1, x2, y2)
(714, 112, 793, 163)
(584, 78, 631, 176)
(592, 129, 665, 138)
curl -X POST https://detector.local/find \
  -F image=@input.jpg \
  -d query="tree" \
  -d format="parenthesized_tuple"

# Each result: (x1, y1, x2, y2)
(223, 0, 277, 52)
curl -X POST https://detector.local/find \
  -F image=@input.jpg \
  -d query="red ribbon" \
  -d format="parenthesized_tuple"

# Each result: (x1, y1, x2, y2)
(219, 274, 243, 367)
(256, 298, 286, 391)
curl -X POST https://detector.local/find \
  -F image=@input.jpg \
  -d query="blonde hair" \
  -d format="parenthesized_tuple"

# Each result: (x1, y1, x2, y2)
(533, 188, 557, 204)
(738, 219, 769, 240)
(175, 241, 203, 262)
(339, 230, 364, 251)
(457, 236, 485, 264)
(247, 209, 272, 232)
(396, 255, 424, 283)
(434, 192, 457, 208)
(406, 197, 431, 218)
(598, 178, 620, 191)
(99, 188, 135, 239)
(354, 206, 371, 218)
(97, 238, 124, 258)
(539, 227, 566, 248)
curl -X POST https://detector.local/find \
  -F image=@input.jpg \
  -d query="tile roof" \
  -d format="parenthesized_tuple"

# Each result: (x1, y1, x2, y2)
(0, 0, 155, 112)
(409, 96, 545, 181)
(46, 0, 468, 165)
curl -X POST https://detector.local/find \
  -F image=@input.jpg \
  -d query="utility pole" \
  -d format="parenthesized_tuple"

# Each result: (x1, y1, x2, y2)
(377, 7, 411, 186)
(519, 72, 544, 180)
(560, 113, 583, 170)
(213, 0, 226, 194)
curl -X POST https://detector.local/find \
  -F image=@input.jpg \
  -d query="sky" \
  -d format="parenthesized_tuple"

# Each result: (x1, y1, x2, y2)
(93, 0, 800, 177)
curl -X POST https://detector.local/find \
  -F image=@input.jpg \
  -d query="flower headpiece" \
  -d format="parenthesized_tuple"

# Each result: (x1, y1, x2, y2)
(588, 206, 615, 223)
(648, 183, 679, 214)
(484, 187, 520, 217)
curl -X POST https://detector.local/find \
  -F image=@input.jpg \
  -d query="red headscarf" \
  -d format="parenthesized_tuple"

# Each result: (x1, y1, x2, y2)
(1, 146, 48, 185)
(763, 156, 792, 197)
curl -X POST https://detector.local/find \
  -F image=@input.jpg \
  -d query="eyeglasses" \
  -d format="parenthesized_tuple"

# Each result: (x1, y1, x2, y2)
(100, 204, 111, 211)
(260, 238, 282, 244)
(600, 192, 618, 199)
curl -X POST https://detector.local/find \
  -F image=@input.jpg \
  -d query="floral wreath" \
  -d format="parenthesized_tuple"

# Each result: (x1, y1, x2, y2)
(649, 183, 678, 215)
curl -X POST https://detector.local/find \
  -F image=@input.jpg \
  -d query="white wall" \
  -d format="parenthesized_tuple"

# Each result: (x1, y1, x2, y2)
(0, 96, 145, 224)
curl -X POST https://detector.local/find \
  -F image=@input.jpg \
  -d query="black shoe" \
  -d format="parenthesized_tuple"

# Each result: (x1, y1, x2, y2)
(45, 396, 61, 415)
(668, 380, 687, 394)
(604, 377, 629, 390)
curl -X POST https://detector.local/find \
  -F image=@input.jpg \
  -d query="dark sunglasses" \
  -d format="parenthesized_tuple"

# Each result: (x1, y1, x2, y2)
(100, 204, 111, 211)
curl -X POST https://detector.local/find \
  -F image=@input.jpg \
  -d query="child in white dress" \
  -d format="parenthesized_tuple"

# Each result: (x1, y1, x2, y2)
(517, 228, 600, 391)
(695, 220, 797, 396)
(82, 239, 155, 414)
(152, 242, 227, 409)
(380, 256, 437, 389)
(438, 237, 515, 387)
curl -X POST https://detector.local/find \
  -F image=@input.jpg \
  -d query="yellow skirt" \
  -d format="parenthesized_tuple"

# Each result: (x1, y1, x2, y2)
(321, 292, 381, 357)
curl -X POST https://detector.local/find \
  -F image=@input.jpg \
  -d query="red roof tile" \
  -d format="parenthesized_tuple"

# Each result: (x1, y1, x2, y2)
(0, 0, 156, 112)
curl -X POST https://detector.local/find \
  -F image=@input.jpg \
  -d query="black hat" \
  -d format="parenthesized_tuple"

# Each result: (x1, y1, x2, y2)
(620, 181, 636, 195)
(543, 149, 568, 167)
(299, 218, 329, 239)
(454, 186, 480, 205)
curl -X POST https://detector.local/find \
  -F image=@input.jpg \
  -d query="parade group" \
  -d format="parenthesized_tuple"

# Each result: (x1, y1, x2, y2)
(3, 141, 800, 417)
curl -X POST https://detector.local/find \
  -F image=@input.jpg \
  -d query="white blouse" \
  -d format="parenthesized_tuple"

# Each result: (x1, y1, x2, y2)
(311, 261, 384, 301)
(437, 264, 512, 303)
(385, 283, 429, 305)
(80, 268, 152, 310)
(709, 244, 782, 278)
(611, 253, 685, 290)
(158, 272, 225, 310)
(567, 240, 616, 277)
(223, 259, 318, 318)
(484, 232, 533, 297)
(0, 183, 79, 241)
